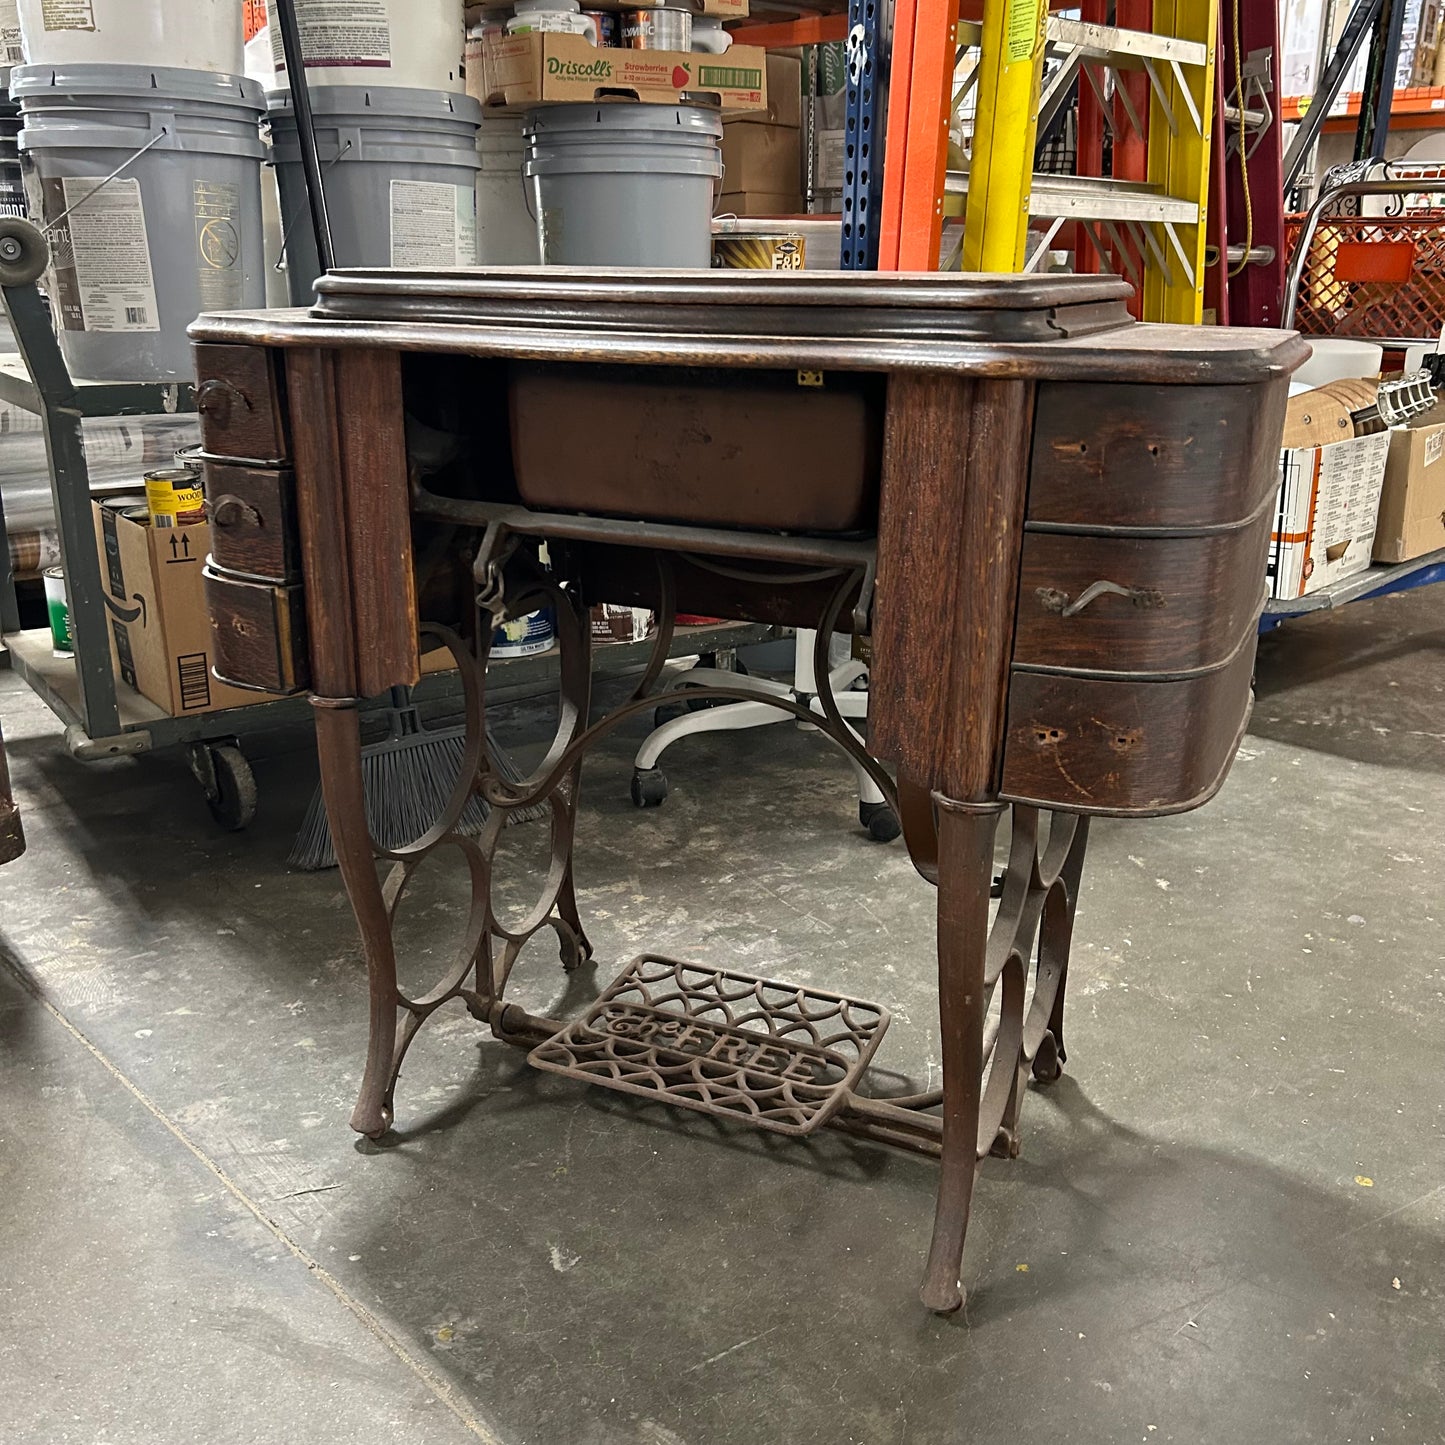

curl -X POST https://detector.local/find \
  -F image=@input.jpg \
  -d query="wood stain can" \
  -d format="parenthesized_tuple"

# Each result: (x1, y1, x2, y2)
(144, 467, 205, 530)
(713, 233, 806, 269)
(619, 7, 691, 48)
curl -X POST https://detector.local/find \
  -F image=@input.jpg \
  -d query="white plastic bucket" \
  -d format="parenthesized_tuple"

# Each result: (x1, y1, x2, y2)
(267, 0, 465, 93)
(477, 113, 536, 265)
(267, 84, 481, 304)
(17, 0, 243, 74)
(523, 103, 722, 268)
(14, 63, 267, 382)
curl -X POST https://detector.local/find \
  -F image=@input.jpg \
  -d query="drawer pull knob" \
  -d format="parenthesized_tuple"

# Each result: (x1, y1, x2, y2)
(212, 495, 262, 528)
(1037, 581, 1166, 617)
(197, 377, 253, 424)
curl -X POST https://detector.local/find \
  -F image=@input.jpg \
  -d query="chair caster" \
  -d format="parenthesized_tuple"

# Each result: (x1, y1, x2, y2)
(859, 800, 900, 842)
(631, 767, 669, 808)
(653, 701, 689, 728)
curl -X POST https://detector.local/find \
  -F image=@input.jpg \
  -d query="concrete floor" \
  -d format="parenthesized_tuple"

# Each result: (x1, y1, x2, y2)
(1, 589, 1442, 1445)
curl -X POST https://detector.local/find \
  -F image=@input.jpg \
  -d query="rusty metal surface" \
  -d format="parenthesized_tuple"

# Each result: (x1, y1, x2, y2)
(529, 955, 890, 1137)
(319, 502, 1091, 1311)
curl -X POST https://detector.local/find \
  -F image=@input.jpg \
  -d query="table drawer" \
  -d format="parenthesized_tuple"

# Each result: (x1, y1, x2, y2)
(509, 361, 885, 531)
(1028, 380, 1288, 530)
(203, 462, 299, 583)
(1013, 519, 1271, 676)
(194, 344, 289, 463)
(203, 563, 309, 695)
(1000, 635, 1256, 815)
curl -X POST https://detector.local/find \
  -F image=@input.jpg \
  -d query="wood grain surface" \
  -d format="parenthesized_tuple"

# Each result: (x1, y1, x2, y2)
(870, 374, 1036, 799)
(1000, 635, 1257, 815)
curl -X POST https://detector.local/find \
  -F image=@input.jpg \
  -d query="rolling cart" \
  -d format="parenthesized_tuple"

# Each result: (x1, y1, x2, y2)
(0, 216, 314, 828)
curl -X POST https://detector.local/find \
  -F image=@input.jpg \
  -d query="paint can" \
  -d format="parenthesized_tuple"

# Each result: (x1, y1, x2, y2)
(591, 604, 655, 644)
(99, 492, 149, 516)
(145, 466, 205, 529)
(714, 232, 806, 269)
(581, 10, 617, 45)
(492, 608, 556, 658)
(620, 8, 691, 49)
(42, 566, 71, 656)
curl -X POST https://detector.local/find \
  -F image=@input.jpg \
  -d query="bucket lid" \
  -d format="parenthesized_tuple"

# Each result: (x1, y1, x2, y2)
(523, 101, 722, 141)
(267, 84, 483, 126)
(10, 63, 265, 112)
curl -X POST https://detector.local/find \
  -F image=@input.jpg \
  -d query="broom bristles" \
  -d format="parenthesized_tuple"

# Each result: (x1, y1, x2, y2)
(289, 723, 550, 871)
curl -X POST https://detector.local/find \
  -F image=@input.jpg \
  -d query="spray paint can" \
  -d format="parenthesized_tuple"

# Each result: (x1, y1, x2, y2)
(144, 466, 205, 529)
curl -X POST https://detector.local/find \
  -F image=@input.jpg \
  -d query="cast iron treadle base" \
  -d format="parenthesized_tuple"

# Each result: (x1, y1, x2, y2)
(528, 954, 890, 1137)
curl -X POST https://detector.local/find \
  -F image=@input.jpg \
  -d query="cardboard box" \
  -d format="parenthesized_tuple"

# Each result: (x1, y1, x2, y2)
(1374, 402, 1445, 562)
(717, 190, 805, 218)
(472, 31, 766, 111)
(1270, 431, 1391, 599)
(730, 52, 802, 128)
(92, 503, 254, 716)
(721, 121, 800, 193)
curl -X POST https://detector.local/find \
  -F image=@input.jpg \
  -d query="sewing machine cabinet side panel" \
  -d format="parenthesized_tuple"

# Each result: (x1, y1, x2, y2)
(285, 346, 419, 699)
(869, 373, 1036, 801)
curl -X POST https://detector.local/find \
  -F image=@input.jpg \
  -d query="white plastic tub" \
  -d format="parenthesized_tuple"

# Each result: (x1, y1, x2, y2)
(267, 0, 465, 93)
(17, 0, 243, 74)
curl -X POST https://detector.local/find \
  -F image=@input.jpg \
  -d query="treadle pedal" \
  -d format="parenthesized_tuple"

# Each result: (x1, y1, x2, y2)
(528, 954, 890, 1137)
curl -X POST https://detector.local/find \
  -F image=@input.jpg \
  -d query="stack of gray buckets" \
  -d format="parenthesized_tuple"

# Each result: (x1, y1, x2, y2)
(265, 2, 483, 304)
(9, 7, 265, 382)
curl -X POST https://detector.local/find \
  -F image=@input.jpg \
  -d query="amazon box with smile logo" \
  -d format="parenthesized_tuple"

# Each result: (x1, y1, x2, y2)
(92, 502, 253, 716)
(473, 31, 766, 110)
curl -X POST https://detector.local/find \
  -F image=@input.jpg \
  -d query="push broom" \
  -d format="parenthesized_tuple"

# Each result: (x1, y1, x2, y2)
(274, 0, 546, 870)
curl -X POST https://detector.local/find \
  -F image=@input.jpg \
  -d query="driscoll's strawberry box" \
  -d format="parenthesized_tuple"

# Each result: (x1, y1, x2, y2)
(472, 31, 766, 111)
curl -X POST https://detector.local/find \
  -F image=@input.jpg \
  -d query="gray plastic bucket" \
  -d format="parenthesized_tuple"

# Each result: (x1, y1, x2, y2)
(268, 85, 482, 305)
(13, 63, 266, 382)
(523, 103, 722, 268)
(477, 113, 536, 266)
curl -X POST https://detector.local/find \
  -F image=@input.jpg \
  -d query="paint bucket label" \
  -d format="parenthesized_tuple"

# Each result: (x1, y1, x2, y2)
(390, 178, 478, 267)
(714, 234, 806, 269)
(41, 175, 159, 333)
(39, 0, 95, 31)
(492, 608, 556, 657)
(42, 566, 71, 655)
(145, 467, 205, 529)
(270, 0, 392, 71)
(195, 179, 244, 310)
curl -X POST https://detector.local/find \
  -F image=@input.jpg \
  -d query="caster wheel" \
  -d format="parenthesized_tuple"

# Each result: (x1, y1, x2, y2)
(990, 871, 1005, 899)
(197, 742, 258, 831)
(630, 767, 668, 808)
(653, 700, 689, 728)
(859, 800, 900, 842)
(0, 218, 48, 288)
(1032, 1034, 1065, 1084)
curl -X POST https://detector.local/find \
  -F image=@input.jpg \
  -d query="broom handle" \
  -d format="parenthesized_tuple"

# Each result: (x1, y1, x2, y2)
(273, 0, 336, 272)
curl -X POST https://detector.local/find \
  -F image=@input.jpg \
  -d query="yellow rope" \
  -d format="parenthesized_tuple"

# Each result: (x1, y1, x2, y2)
(1228, 0, 1254, 278)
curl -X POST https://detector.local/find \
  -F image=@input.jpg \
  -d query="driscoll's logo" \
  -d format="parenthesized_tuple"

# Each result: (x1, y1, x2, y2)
(547, 55, 611, 78)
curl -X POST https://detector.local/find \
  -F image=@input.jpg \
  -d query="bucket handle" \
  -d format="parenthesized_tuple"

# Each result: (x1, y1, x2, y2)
(37, 127, 171, 239)
(274, 140, 354, 274)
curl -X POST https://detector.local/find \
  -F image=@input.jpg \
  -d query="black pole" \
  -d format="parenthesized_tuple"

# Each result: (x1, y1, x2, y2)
(272, 0, 335, 273)
(1354, 0, 1407, 163)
